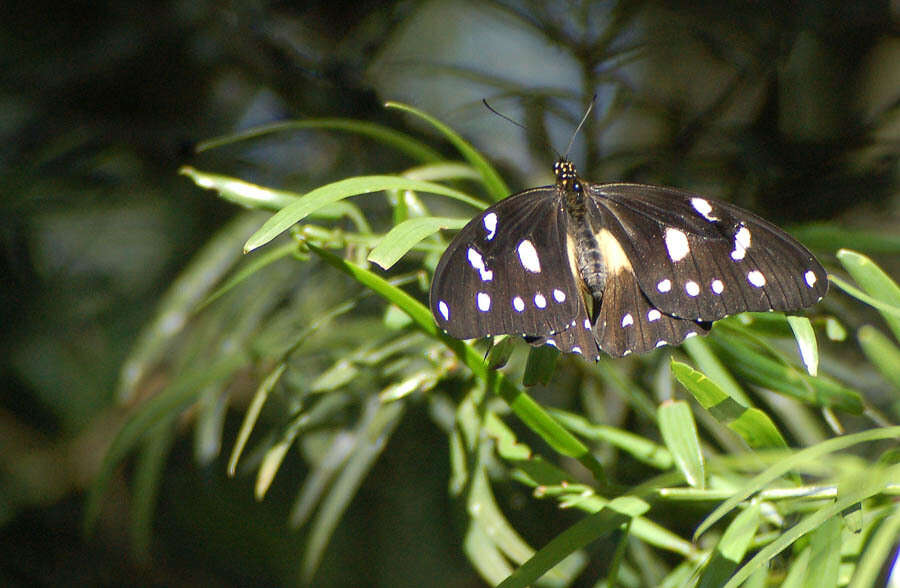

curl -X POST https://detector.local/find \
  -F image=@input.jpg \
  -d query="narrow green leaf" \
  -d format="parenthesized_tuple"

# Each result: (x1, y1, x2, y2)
(367, 216, 467, 269)
(847, 506, 900, 588)
(658, 400, 705, 488)
(196, 118, 444, 163)
(723, 467, 896, 588)
(548, 409, 673, 470)
(709, 337, 863, 414)
(288, 395, 362, 528)
(682, 335, 750, 406)
(782, 546, 811, 588)
(857, 325, 900, 389)
(829, 275, 900, 320)
(671, 361, 787, 450)
(807, 515, 842, 588)
(836, 249, 900, 338)
(193, 384, 228, 465)
(697, 503, 760, 588)
(694, 427, 900, 539)
(522, 345, 559, 387)
(301, 400, 405, 582)
(787, 316, 819, 376)
(469, 467, 536, 566)
(130, 420, 177, 563)
(386, 101, 510, 201)
(464, 521, 514, 586)
(310, 359, 359, 392)
(244, 176, 484, 252)
(181, 166, 301, 209)
(227, 363, 286, 476)
(825, 317, 847, 341)
(497, 497, 649, 588)
(200, 242, 297, 311)
(256, 438, 291, 499)
(486, 337, 516, 370)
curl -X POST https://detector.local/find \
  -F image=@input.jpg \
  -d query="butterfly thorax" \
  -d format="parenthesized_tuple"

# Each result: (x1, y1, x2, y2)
(555, 160, 609, 298)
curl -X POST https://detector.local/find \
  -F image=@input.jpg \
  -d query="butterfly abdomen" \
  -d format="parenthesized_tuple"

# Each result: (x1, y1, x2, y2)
(565, 187, 609, 296)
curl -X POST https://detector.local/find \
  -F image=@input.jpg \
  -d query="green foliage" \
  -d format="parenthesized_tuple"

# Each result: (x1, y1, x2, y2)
(94, 102, 900, 587)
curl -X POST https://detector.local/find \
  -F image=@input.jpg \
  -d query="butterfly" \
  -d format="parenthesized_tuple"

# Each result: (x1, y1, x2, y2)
(429, 159, 827, 360)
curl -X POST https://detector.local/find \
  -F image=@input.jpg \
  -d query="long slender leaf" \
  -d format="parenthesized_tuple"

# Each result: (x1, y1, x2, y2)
(694, 427, 900, 539)
(671, 361, 787, 450)
(368, 216, 467, 269)
(301, 399, 406, 583)
(658, 400, 705, 488)
(196, 118, 444, 163)
(723, 467, 897, 588)
(857, 325, 900, 389)
(243, 176, 485, 252)
(386, 101, 510, 201)
(497, 497, 649, 588)
(837, 249, 900, 339)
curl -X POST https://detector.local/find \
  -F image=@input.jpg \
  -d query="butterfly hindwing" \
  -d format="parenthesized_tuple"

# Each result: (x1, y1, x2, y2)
(525, 293, 600, 360)
(593, 266, 710, 356)
(430, 187, 584, 343)
(589, 183, 828, 322)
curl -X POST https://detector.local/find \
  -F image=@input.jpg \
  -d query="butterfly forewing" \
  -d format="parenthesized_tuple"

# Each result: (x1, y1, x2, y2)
(589, 183, 828, 322)
(430, 187, 585, 345)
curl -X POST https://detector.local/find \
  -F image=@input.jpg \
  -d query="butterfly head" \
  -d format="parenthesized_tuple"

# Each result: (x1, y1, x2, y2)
(554, 159, 581, 193)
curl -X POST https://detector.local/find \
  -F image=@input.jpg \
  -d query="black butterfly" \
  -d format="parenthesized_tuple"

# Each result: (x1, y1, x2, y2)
(429, 159, 828, 360)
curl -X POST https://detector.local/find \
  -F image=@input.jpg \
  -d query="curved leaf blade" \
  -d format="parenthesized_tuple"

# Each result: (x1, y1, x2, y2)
(367, 216, 467, 269)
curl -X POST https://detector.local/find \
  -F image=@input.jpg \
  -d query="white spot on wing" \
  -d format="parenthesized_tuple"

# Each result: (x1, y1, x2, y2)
(512, 296, 525, 312)
(621, 313, 634, 327)
(517, 239, 542, 273)
(711, 279, 724, 294)
(477, 292, 491, 312)
(805, 270, 817, 288)
(685, 281, 700, 297)
(691, 197, 718, 221)
(648, 309, 662, 322)
(534, 293, 547, 308)
(546, 339, 557, 348)
(483, 212, 497, 240)
(438, 300, 449, 321)
(731, 225, 751, 261)
(655, 340, 667, 348)
(747, 270, 766, 287)
(685, 331, 698, 339)
(466, 247, 493, 281)
(572, 346, 582, 355)
(657, 279, 672, 293)
(553, 289, 566, 303)
(583, 318, 591, 329)
(664, 228, 690, 262)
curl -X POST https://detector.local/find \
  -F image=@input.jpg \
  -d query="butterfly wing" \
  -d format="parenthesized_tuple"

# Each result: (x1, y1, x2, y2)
(587, 183, 828, 322)
(430, 187, 590, 354)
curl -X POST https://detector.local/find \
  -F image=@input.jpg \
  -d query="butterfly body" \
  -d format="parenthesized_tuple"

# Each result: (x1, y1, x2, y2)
(430, 159, 827, 360)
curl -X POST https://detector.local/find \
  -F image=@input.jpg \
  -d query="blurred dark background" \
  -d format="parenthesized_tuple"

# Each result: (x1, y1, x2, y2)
(1, 1, 897, 586)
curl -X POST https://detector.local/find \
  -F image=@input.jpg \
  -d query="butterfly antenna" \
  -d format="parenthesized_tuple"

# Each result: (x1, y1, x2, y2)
(482, 99, 529, 133)
(483, 99, 563, 160)
(563, 93, 598, 160)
